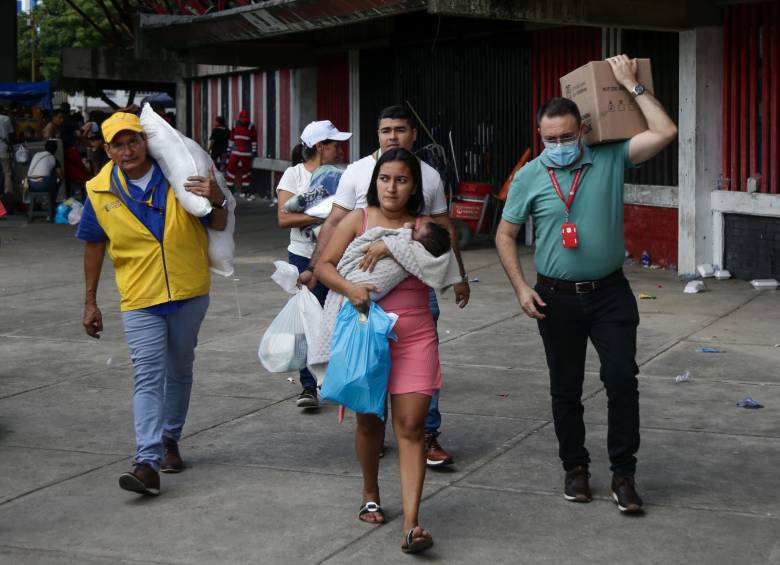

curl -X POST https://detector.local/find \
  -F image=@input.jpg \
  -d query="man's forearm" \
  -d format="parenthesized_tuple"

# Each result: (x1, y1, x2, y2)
(495, 228, 530, 294)
(208, 207, 228, 231)
(634, 91, 677, 139)
(84, 242, 106, 304)
(433, 215, 466, 276)
(309, 216, 340, 267)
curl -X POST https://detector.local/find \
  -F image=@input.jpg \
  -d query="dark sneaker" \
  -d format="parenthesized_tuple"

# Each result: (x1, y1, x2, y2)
(161, 437, 184, 474)
(611, 474, 644, 513)
(425, 434, 454, 467)
(296, 387, 319, 408)
(118, 463, 160, 496)
(564, 465, 592, 502)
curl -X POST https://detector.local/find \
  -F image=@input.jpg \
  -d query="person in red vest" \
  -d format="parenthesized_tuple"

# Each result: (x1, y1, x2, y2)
(63, 134, 90, 200)
(225, 110, 257, 198)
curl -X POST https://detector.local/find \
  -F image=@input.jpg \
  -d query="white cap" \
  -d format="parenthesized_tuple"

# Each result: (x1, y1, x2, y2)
(300, 120, 352, 147)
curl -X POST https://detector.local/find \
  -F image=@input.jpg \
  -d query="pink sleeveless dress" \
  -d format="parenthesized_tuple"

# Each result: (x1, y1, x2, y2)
(362, 209, 442, 397)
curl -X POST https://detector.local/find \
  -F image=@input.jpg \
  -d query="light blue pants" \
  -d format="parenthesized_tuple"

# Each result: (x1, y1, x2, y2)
(121, 295, 209, 470)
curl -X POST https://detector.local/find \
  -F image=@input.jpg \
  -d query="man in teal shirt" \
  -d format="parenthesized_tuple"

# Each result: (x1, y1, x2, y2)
(496, 55, 677, 514)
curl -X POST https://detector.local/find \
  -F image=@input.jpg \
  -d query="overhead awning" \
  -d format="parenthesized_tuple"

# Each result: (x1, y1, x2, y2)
(140, 0, 723, 55)
(60, 47, 180, 94)
(140, 0, 428, 50)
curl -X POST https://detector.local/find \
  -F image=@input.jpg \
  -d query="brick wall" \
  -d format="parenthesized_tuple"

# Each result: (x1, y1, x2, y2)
(724, 214, 780, 279)
(623, 204, 679, 268)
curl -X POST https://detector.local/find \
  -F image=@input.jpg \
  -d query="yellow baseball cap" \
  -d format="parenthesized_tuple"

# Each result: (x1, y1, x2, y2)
(102, 112, 144, 143)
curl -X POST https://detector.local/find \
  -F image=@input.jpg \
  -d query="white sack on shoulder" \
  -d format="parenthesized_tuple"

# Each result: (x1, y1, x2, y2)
(207, 169, 236, 277)
(140, 103, 212, 217)
(178, 133, 237, 277)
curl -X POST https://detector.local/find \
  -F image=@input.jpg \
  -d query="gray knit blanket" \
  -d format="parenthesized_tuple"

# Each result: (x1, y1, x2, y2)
(309, 226, 460, 368)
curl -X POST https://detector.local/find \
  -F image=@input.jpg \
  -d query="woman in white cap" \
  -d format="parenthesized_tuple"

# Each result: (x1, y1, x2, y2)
(276, 120, 352, 409)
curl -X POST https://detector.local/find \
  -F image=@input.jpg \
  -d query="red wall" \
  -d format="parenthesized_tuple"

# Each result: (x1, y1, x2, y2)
(623, 204, 678, 268)
(316, 53, 350, 156)
(530, 26, 602, 155)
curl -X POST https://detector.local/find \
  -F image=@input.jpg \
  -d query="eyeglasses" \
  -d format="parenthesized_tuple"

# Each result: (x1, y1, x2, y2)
(541, 133, 579, 145)
(109, 137, 142, 153)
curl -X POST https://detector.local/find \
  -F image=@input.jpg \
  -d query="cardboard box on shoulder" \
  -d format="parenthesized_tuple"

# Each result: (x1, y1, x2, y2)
(559, 59, 654, 145)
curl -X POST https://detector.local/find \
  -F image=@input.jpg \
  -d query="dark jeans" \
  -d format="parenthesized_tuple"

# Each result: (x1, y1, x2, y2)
(287, 252, 328, 390)
(28, 176, 59, 222)
(535, 278, 640, 476)
(425, 287, 442, 435)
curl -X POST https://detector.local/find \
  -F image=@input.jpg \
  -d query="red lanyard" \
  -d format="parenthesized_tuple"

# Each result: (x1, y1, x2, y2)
(547, 167, 584, 215)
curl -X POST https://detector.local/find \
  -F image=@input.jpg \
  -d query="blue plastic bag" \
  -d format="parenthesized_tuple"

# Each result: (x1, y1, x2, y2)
(320, 301, 397, 420)
(54, 202, 71, 224)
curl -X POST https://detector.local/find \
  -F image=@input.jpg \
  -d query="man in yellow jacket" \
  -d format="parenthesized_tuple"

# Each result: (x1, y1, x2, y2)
(77, 112, 228, 495)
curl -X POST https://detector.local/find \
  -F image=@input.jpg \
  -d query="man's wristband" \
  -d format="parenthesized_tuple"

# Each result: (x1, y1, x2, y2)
(460, 273, 469, 283)
(212, 198, 227, 209)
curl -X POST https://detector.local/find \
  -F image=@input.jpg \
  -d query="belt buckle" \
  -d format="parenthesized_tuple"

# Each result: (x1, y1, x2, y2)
(575, 281, 596, 294)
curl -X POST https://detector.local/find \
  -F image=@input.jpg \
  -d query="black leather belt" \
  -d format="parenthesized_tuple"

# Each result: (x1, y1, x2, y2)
(536, 269, 626, 295)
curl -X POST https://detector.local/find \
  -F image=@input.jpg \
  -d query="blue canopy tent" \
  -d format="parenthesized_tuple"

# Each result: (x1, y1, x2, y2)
(0, 81, 53, 110)
(140, 93, 175, 109)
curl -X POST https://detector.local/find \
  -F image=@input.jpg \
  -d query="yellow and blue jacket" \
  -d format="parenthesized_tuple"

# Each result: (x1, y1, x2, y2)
(85, 161, 210, 312)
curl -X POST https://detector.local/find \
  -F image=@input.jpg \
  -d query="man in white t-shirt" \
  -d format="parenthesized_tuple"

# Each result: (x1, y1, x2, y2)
(27, 143, 60, 179)
(304, 105, 470, 468)
(26, 140, 62, 221)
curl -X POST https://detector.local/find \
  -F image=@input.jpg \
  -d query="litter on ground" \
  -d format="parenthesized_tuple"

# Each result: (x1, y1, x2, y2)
(737, 396, 763, 409)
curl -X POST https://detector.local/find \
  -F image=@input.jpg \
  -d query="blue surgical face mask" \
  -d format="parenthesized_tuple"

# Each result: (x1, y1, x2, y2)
(543, 139, 581, 167)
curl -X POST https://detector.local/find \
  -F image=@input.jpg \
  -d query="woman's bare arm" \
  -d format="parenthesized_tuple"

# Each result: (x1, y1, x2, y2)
(314, 210, 378, 311)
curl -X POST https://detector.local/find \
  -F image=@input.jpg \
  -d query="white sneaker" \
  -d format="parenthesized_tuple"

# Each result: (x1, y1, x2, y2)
(247, 194, 256, 201)
(268, 197, 277, 207)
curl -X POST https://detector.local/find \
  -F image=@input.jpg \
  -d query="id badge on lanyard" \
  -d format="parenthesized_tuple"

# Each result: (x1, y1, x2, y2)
(547, 167, 584, 249)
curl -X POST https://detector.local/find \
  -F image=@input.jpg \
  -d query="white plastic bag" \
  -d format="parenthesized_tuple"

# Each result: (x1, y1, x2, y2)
(140, 103, 212, 217)
(67, 200, 84, 225)
(258, 295, 309, 373)
(258, 261, 324, 372)
(684, 280, 706, 294)
(270, 260, 300, 294)
(299, 286, 323, 366)
(177, 133, 237, 277)
(14, 144, 29, 163)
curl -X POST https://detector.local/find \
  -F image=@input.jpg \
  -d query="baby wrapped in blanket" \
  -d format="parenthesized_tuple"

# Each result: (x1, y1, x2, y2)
(310, 221, 461, 369)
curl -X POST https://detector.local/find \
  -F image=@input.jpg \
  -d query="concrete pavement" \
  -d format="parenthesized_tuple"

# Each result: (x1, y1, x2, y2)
(0, 201, 778, 564)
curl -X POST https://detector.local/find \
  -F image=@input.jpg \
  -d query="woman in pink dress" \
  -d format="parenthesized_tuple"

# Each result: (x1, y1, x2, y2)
(315, 148, 441, 554)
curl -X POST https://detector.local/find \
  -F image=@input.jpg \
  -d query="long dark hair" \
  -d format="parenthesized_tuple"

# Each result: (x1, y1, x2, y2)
(366, 148, 424, 216)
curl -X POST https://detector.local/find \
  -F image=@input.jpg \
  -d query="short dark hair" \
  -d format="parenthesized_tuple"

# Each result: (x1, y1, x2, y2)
(537, 97, 581, 126)
(366, 148, 424, 217)
(417, 222, 451, 257)
(45, 140, 58, 154)
(215, 115, 226, 126)
(377, 105, 416, 129)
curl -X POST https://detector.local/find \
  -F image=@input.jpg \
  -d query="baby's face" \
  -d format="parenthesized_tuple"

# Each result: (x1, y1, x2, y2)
(410, 222, 428, 243)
